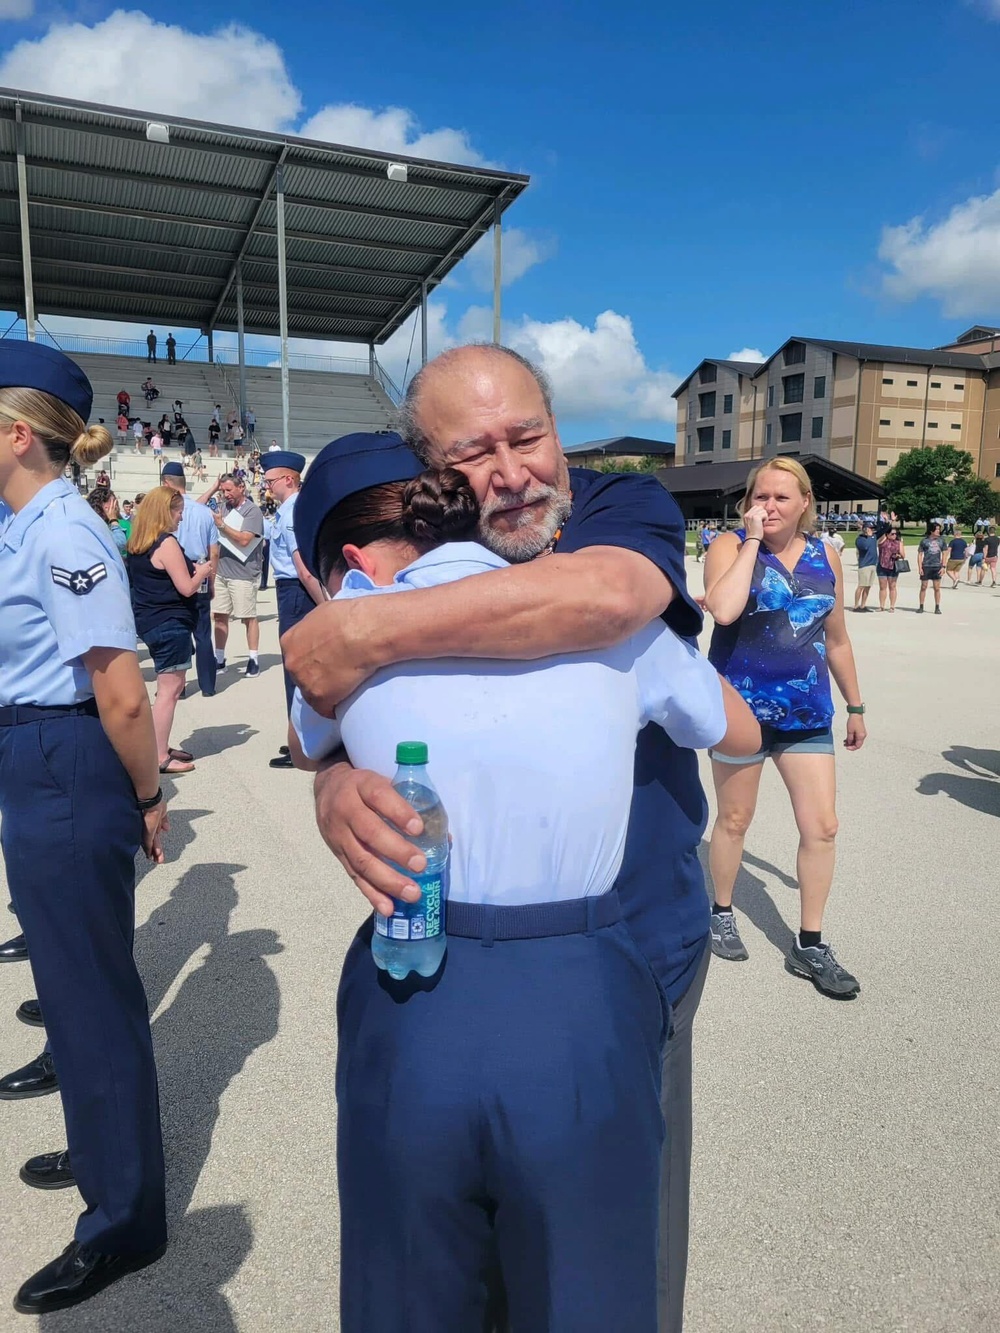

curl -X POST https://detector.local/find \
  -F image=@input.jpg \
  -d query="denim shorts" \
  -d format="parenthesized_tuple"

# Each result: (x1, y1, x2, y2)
(710, 725, 835, 766)
(142, 621, 192, 674)
(969, 553, 984, 567)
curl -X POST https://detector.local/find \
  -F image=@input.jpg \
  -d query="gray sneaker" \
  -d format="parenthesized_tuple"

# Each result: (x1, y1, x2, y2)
(710, 910, 749, 962)
(786, 940, 860, 998)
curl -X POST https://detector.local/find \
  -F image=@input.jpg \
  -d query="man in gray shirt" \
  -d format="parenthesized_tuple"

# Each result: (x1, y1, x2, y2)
(202, 473, 264, 676)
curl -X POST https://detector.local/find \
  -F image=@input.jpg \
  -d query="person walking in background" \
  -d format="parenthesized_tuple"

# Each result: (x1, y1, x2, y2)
(824, 523, 845, 556)
(202, 473, 264, 676)
(116, 411, 128, 448)
(142, 376, 158, 404)
(946, 530, 968, 588)
(133, 416, 144, 453)
(160, 460, 219, 699)
(159, 413, 172, 450)
(968, 529, 987, 584)
(116, 387, 130, 416)
(208, 415, 220, 457)
(917, 522, 945, 614)
(146, 330, 157, 363)
(702, 457, 866, 998)
(984, 527, 999, 586)
(854, 520, 878, 611)
(876, 525, 905, 611)
(150, 428, 163, 461)
(245, 407, 256, 444)
(127, 487, 212, 774)
(165, 333, 176, 365)
(87, 486, 128, 559)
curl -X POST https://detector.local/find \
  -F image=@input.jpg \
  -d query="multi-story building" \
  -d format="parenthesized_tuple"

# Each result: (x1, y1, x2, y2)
(673, 328, 1000, 489)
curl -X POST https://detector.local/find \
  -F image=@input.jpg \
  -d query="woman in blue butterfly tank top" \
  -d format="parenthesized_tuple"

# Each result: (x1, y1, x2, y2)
(702, 458, 866, 999)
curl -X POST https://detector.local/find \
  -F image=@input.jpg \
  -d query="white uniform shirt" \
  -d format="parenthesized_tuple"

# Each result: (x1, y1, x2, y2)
(293, 542, 726, 908)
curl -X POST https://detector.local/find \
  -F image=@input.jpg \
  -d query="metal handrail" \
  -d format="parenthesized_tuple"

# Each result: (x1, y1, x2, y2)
(373, 354, 402, 405)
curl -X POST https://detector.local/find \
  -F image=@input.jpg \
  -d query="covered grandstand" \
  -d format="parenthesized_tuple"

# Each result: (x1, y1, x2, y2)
(0, 87, 529, 467)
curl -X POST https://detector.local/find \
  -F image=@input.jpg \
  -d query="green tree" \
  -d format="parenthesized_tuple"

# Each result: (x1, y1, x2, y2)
(882, 445, 996, 524)
(594, 456, 661, 474)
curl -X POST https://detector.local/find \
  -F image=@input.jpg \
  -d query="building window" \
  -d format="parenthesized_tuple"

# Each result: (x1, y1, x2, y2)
(723, 393, 733, 414)
(903, 420, 915, 428)
(699, 363, 717, 384)
(767, 384, 775, 408)
(698, 391, 716, 418)
(877, 459, 889, 467)
(928, 421, 938, 428)
(931, 380, 941, 388)
(879, 418, 891, 426)
(780, 412, 802, 444)
(906, 379, 918, 387)
(995, 462, 1000, 478)
(722, 429, 732, 449)
(814, 375, 826, 398)
(783, 373, 805, 404)
(686, 434, 692, 453)
(954, 383, 963, 391)
(951, 423, 961, 430)
(811, 416, 823, 439)
(882, 377, 894, 385)
(697, 426, 714, 452)
(783, 341, 806, 366)
(766, 422, 772, 448)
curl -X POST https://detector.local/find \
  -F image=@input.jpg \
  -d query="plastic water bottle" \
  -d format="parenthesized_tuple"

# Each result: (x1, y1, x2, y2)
(371, 741, 449, 980)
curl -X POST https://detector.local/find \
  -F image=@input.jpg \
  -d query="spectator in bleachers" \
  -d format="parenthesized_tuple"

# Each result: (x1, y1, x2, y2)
(133, 418, 144, 453)
(245, 407, 256, 443)
(142, 377, 158, 404)
(173, 400, 184, 425)
(268, 439, 279, 452)
(150, 429, 163, 460)
(96, 467, 110, 489)
(87, 486, 129, 559)
(116, 412, 128, 447)
(166, 333, 177, 365)
(117, 387, 130, 415)
(159, 414, 172, 449)
(208, 417, 220, 457)
(146, 330, 157, 363)
(233, 422, 245, 460)
(212, 403, 221, 425)
(225, 408, 239, 442)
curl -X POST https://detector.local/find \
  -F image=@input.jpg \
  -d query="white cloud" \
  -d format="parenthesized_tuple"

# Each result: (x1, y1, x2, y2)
(727, 346, 765, 363)
(459, 227, 556, 290)
(299, 104, 489, 167)
(0, 0, 33, 20)
(0, 12, 302, 129)
(879, 188, 1000, 316)
(452, 307, 678, 423)
(0, 12, 492, 167)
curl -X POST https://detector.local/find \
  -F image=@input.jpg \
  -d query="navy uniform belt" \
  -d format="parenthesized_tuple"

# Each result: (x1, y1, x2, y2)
(0, 699, 100, 727)
(274, 577, 303, 586)
(446, 890, 622, 943)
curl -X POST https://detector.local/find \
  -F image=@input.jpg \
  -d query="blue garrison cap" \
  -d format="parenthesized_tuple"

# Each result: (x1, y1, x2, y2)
(295, 431, 423, 578)
(262, 449, 307, 475)
(0, 340, 93, 422)
(160, 460, 185, 478)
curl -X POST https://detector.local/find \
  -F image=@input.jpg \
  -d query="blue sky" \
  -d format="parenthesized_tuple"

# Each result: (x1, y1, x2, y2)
(1, 0, 1000, 443)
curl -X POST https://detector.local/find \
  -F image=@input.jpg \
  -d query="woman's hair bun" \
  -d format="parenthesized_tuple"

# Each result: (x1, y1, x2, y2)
(71, 423, 114, 468)
(401, 468, 479, 545)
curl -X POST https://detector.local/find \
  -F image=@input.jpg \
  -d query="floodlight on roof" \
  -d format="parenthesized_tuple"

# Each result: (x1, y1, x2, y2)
(386, 162, 408, 183)
(146, 121, 170, 145)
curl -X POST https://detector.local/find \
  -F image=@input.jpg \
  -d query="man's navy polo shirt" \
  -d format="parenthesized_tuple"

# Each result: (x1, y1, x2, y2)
(557, 468, 709, 1006)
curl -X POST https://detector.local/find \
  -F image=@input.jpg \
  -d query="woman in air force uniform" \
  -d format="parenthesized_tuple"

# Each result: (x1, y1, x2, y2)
(0, 341, 168, 1316)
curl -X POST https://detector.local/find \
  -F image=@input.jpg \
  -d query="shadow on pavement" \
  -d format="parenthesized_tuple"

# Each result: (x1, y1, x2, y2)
(698, 842, 797, 957)
(174, 721, 259, 757)
(917, 746, 1000, 817)
(45, 863, 285, 1329)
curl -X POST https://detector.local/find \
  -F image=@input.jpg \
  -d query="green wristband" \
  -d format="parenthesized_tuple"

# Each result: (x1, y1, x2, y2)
(846, 705, 865, 715)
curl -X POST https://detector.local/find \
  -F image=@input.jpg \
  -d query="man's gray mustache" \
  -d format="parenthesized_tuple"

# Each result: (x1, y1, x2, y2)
(481, 486, 559, 518)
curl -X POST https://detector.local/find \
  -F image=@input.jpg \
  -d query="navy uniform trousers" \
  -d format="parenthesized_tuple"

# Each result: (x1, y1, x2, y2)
(275, 577, 316, 715)
(336, 892, 666, 1333)
(193, 590, 217, 696)
(0, 703, 166, 1256)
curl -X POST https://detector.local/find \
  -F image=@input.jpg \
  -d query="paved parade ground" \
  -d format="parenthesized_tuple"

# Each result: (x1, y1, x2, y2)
(0, 564, 997, 1331)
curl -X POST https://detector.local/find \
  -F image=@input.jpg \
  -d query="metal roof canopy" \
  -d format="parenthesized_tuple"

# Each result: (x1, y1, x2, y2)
(563, 435, 675, 457)
(0, 88, 529, 347)
(660, 455, 885, 508)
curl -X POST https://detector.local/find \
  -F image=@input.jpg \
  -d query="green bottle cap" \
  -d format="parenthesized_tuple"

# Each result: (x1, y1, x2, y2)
(396, 741, 428, 765)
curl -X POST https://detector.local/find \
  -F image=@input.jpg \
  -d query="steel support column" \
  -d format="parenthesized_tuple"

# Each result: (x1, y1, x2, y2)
(276, 164, 291, 448)
(14, 105, 35, 342)
(420, 280, 428, 367)
(492, 198, 502, 344)
(207, 328, 214, 364)
(236, 261, 247, 424)
(368, 342, 375, 378)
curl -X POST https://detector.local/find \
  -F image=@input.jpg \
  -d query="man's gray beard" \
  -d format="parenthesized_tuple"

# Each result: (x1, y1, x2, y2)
(477, 485, 573, 563)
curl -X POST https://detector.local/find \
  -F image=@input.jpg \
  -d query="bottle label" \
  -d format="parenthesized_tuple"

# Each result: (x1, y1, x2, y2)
(374, 865, 446, 941)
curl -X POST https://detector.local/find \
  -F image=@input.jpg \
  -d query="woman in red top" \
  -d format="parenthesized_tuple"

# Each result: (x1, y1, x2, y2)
(876, 526, 904, 612)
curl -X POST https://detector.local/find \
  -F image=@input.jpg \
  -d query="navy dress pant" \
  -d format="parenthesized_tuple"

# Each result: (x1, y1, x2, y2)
(193, 590, 217, 696)
(336, 895, 665, 1333)
(0, 708, 166, 1256)
(275, 578, 315, 715)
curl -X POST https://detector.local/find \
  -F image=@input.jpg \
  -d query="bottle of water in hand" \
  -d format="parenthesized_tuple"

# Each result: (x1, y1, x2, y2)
(372, 742, 449, 980)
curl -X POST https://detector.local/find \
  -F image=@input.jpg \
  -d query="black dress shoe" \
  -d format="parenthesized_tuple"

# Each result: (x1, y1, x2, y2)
(0, 932, 28, 962)
(14, 1239, 167, 1314)
(269, 752, 295, 769)
(20, 1149, 75, 1190)
(0, 1050, 58, 1100)
(15, 998, 43, 1028)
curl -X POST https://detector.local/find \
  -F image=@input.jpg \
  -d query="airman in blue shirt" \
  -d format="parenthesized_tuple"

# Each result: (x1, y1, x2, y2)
(0, 341, 168, 1315)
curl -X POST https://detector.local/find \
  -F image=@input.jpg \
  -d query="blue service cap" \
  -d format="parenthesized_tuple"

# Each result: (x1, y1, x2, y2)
(160, 460, 185, 478)
(295, 431, 423, 579)
(262, 449, 307, 474)
(0, 339, 93, 422)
